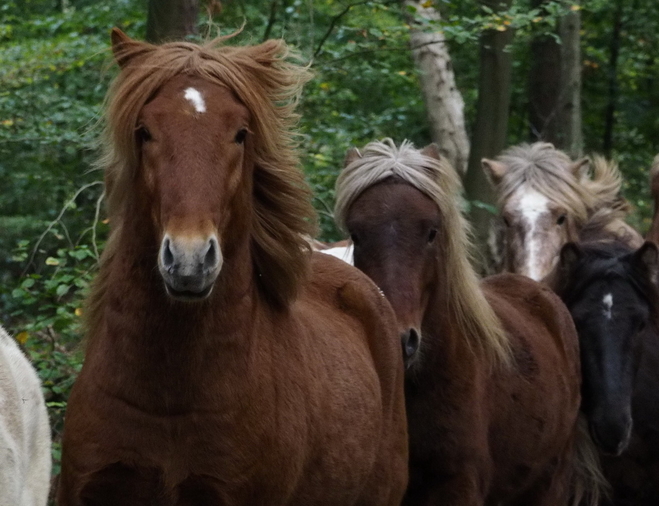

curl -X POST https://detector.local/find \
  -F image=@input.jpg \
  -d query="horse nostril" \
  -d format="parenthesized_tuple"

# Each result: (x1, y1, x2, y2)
(204, 238, 217, 271)
(402, 328, 420, 359)
(162, 237, 175, 271)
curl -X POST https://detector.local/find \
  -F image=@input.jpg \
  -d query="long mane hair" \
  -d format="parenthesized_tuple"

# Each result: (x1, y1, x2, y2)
(86, 34, 316, 332)
(334, 139, 511, 365)
(494, 143, 626, 228)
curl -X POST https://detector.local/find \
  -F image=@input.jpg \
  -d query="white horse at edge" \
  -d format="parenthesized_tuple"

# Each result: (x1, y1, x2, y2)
(0, 325, 51, 506)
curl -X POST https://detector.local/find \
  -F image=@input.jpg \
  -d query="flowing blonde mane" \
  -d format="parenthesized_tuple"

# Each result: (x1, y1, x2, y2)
(495, 143, 627, 227)
(88, 34, 315, 322)
(335, 138, 511, 365)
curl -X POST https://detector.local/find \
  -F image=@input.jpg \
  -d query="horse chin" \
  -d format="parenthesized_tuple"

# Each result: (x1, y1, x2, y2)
(164, 283, 214, 302)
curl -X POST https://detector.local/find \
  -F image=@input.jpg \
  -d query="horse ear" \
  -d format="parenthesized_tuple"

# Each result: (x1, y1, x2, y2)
(569, 157, 590, 179)
(633, 241, 659, 283)
(111, 27, 151, 68)
(482, 159, 507, 186)
(343, 147, 362, 167)
(559, 242, 582, 272)
(421, 143, 442, 161)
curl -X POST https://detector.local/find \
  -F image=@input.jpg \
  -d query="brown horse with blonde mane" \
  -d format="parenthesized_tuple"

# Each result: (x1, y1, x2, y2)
(482, 142, 642, 281)
(56, 30, 408, 505)
(335, 139, 604, 505)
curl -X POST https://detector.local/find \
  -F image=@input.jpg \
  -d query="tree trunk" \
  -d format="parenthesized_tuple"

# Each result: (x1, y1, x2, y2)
(463, 0, 514, 273)
(603, 1, 623, 157)
(528, 0, 561, 143)
(146, 0, 200, 44)
(557, 5, 583, 157)
(404, 1, 470, 175)
(528, 1, 583, 157)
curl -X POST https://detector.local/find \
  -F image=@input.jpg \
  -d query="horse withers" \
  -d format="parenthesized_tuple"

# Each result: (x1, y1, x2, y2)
(56, 30, 407, 506)
(335, 139, 602, 505)
(482, 142, 642, 281)
(546, 240, 659, 505)
(0, 325, 51, 506)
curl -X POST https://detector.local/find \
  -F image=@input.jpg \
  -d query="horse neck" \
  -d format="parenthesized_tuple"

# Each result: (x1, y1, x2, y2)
(100, 203, 257, 352)
(417, 261, 477, 379)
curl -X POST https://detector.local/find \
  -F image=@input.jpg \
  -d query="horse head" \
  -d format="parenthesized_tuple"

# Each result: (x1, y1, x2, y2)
(550, 241, 659, 455)
(103, 29, 314, 306)
(482, 143, 589, 281)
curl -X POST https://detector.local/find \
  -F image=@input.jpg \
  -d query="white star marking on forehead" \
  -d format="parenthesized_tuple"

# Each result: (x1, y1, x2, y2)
(184, 87, 206, 114)
(603, 293, 613, 320)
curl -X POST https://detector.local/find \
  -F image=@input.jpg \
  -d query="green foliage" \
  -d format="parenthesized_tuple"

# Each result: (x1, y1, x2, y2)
(3, 0, 659, 484)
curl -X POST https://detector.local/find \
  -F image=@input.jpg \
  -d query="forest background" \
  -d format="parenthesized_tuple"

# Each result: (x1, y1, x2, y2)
(2, 0, 658, 482)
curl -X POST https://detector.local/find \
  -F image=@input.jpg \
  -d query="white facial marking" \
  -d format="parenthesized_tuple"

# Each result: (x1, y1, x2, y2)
(516, 188, 550, 281)
(318, 245, 354, 266)
(603, 293, 613, 320)
(184, 87, 206, 114)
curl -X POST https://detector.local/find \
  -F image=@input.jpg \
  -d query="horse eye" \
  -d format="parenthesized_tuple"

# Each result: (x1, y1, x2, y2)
(503, 217, 511, 227)
(427, 229, 438, 244)
(235, 128, 248, 144)
(136, 125, 152, 143)
(557, 215, 566, 225)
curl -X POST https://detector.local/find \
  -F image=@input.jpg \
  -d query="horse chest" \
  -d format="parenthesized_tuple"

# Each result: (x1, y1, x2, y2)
(63, 329, 382, 505)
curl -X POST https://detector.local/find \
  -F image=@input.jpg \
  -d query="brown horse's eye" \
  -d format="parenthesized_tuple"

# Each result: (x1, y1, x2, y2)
(136, 125, 152, 143)
(503, 216, 511, 227)
(427, 229, 437, 244)
(557, 215, 566, 225)
(235, 128, 248, 144)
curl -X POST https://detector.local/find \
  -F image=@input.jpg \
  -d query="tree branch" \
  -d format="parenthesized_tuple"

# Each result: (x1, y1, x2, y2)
(313, 0, 396, 59)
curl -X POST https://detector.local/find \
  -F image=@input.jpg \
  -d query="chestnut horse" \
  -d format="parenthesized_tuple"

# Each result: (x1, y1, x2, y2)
(483, 142, 642, 281)
(335, 139, 603, 505)
(546, 240, 659, 505)
(57, 30, 408, 505)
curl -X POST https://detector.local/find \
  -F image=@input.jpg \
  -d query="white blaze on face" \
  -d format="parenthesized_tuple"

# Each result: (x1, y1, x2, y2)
(184, 87, 206, 114)
(516, 188, 550, 281)
(603, 293, 613, 320)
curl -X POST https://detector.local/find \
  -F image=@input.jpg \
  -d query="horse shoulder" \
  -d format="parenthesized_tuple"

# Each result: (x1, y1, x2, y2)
(0, 326, 51, 506)
(306, 252, 398, 353)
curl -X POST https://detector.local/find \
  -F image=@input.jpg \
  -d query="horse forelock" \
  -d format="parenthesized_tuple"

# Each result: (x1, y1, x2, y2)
(496, 143, 593, 225)
(90, 36, 315, 319)
(335, 138, 512, 366)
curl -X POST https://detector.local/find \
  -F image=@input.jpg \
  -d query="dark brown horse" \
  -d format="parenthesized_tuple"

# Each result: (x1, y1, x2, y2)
(56, 30, 408, 505)
(546, 239, 659, 506)
(335, 139, 603, 505)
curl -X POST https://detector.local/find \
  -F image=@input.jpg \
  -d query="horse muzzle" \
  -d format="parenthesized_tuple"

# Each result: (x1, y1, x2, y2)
(158, 233, 223, 301)
(589, 414, 633, 456)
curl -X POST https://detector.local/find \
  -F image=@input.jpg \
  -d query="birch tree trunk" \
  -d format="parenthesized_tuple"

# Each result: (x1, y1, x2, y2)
(463, 0, 514, 272)
(404, 1, 469, 175)
(146, 0, 200, 43)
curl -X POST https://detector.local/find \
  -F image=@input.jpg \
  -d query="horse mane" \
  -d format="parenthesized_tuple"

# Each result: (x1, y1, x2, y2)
(87, 34, 315, 319)
(583, 155, 631, 214)
(495, 143, 627, 228)
(335, 138, 511, 366)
